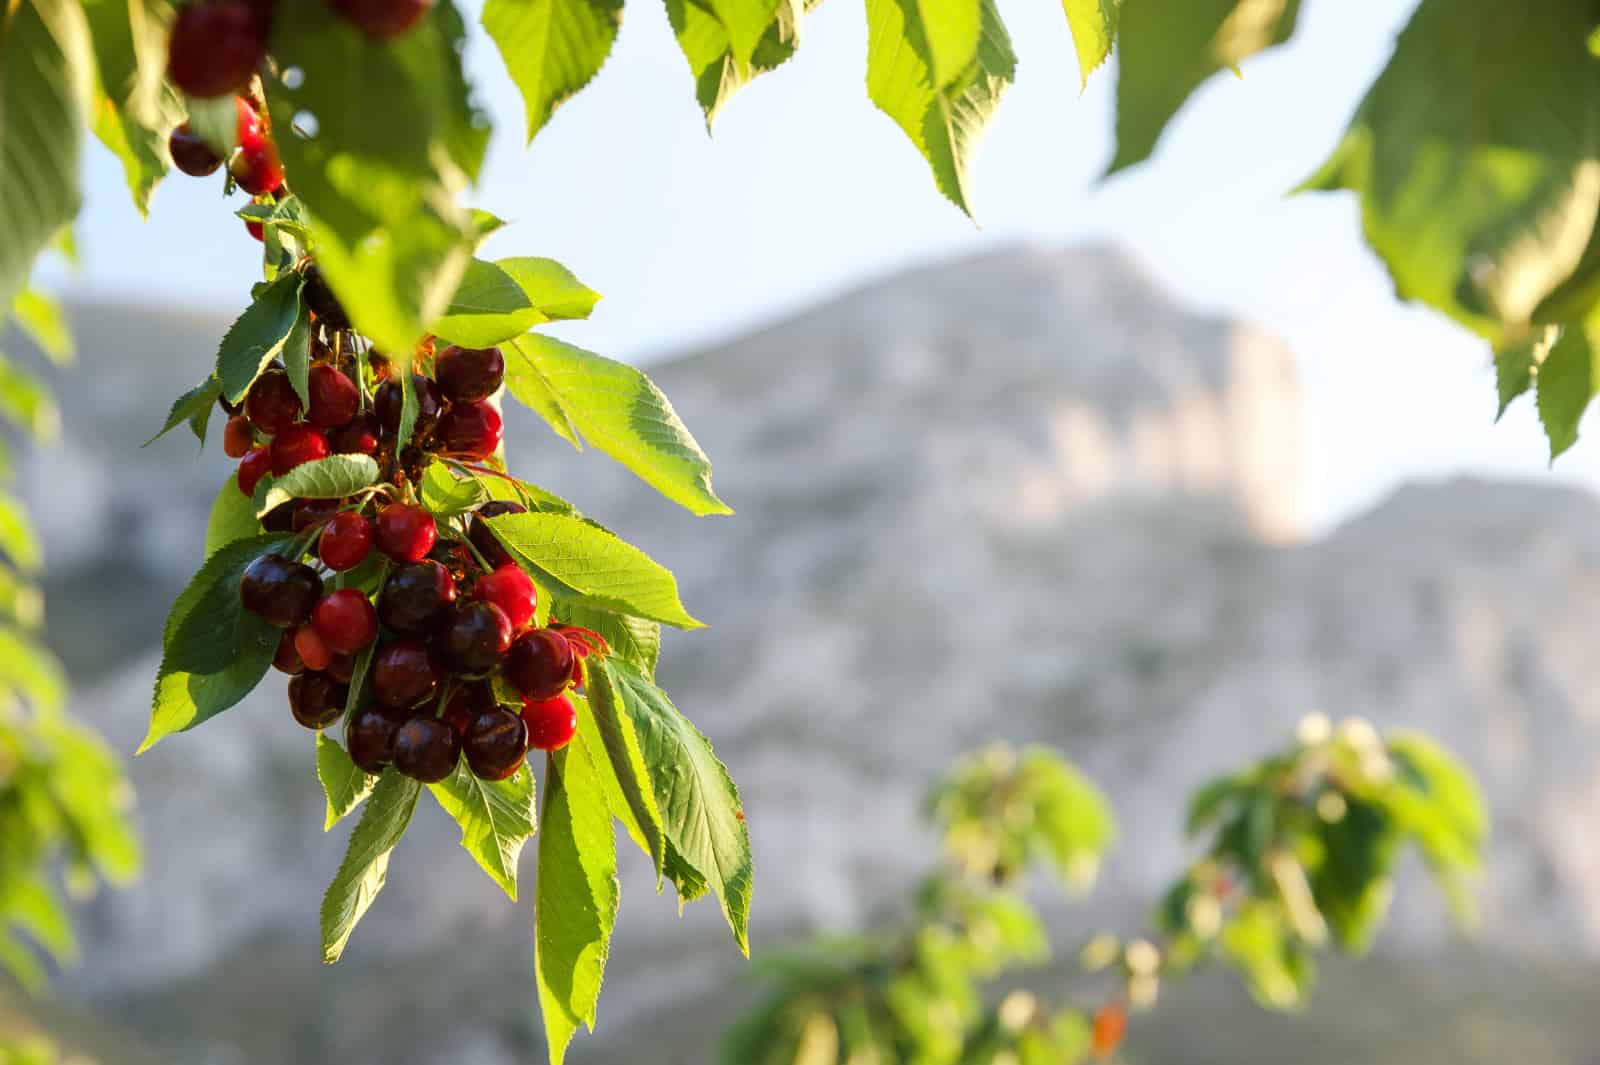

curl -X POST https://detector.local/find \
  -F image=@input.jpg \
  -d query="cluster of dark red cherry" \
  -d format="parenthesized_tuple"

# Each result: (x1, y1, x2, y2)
(233, 327, 594, 783)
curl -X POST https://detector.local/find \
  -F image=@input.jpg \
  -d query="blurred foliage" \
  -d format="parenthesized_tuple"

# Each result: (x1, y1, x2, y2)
(728, 718, 1486, 1065)
(0, 1034, 93, 1065)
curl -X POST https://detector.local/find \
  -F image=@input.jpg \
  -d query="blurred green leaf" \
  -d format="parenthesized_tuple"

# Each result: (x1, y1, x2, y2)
(9, 287, 74, 364)
(1537, 314, 1600, 459)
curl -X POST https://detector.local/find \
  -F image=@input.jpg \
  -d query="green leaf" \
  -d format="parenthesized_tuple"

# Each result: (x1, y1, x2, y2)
(81, 0, 180, 215)
(1494, 330, 1553, 420)
(504, 335, 730, 516)
(146, 375, 221, 446)
(1298, 0, 1600, 342)
(183, 94, 240, 157)
(238, 195, 313, 239)
(206, 473, 264, 556)
(694, 0, 781, 73)
(9, 286, 74, 364)
(1109, 0, 1298, 174)
(0, 629, 65, 714)
(420, 461, 489, 517)
(576, 679, 664, 878)
(1537, 316, 1600, 459)
(865, 0, 1015, 215)
(256, 455, 379, 517)
(535, 730, 619, 1065)
(284, 283, 313, 409)
(483, 0, 621, 143)
(427, 759, 538, 900)
(0, 0, 93, 311)
(1061, 0, 1117, 89)
(141, 635, 277, 753)
(597, 658, 752, 953)
(556, 603, 659, 680)
(161, 533, 292, 675)
(486, 511, 702, 628)
(433, 257, 601, 348)
(0, 877, 76, 964)
(0, 355, 59, 441)
(265, 0, 485, 359)
(1220, 900, 1314, 1009)
(321, 769, 420, 963)
(663, 0, 806, 124)
(216, 273, 304, 404)
(498, 257, 602, 321)
(0, 495, 42, 574)
(318, 732, 376, 831)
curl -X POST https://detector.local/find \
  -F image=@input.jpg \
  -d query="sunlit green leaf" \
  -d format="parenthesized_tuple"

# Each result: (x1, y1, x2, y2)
(321, 769, 420, 963)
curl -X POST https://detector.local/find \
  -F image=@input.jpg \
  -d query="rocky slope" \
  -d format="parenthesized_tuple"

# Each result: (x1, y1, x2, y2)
(14, 246, 1600, 1064)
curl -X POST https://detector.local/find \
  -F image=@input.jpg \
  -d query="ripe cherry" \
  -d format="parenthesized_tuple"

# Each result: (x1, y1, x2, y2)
(473, 564, 536, 631)
(464, 708, 529, 780)
(436, 400, 502, 459)
(261, 502, 294, 532)
(270, 424, 330, 475)
(329, 411, 381, 455)
(307, 365, 360, 429)
(312, 589, 379, 654)
(375, 503, 437, 563)
(222, 415, 253, 458)
(301, 265, 350, 331)
(371, 640, 442, 709)
(374, 374, 443, 442)
(327, 652, 356, 684)
(273, 631, 305, 675)
(240, 553, 322, 628)
(319, 511, 373, 571)
(435, 345, 505, 404)
(237, 445, 272, 497)
(166, 1, 266, 98)
(468, 500, 526, 570)
(246, 219, 265, 242)
(169, 124, 223, 176)
(441, 682, 495, 737)
(377, 560, 456, 634)
(292, 497, 341, 532)
(346, 707, 399, 773)
(504, 628, 573, 700)
(245, 369, 302, 434)
(391, 716, 460, 782)
(521, 693, 576, 751)
(293, 624, 333, 671)
(437, 601, 512, 676)
(329, 0, 433, 39)
(289, 671, 349, 730)
(231, 99, 283, 196)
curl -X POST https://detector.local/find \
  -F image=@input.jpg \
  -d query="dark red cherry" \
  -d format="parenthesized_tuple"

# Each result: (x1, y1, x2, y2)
(327, 652, 356, 685)
(473, 564, 536, 631)
(375, 503, 437, 563)
(237, 445, 272, 497)
(270, 424, 330, 475)
(291, 497, 341, 533)
(503, 628, 573, 700)
(312, 589, 379, 654)
(374, 374, 443, 442)
(240, 553, 322, 628)
(328, 0, 433, 39)
(246, 219, 265, 242)
(222, 415, 253, 458)
(521, 693, 576, 751)
(441, 682, 495, 737)
(289, 670, 347, 730)
(307, 364, 360, 428)
(301, 265, 350, 332)
(437, 601, 512, 676)
(166, 1, 267, 98)
(245, 369, 302, 434)
(464, 708, 529, 780)
(319, 511, 373, 571)
(436, 400, 502, 459)
(273, 630, 305, 675)
(377, 560, 456, 634)
(370, 640, 442, 709)
(346, 708, 399, 772)
(468, 500, 526, 570)
(260, 502, 294, 532)
(435, 345, 505, 404)
(391, 715, 460, 782)
(169, 124, 223, 176)
(329, 411, 381, 455)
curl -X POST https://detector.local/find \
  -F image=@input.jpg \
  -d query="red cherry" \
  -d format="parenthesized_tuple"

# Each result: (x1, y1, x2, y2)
(273, 630, 305, 675)
(504, 628, 572, 700)
(231, 102, 283, 196)
(437, 601, 512, 676)
(319, 512, 373, 571)
(245, 369, 302, 434)
(166, 1, 267, 98)
(329, 0, 434, 40)
(169, 124, 223, 176)
(435, 345, 505, 404)
(521, 693, 576, 751)
(237, 445, 271, 496)
(270, 424, 330, 475)
(441, 682, 495, 736)
(222, 415, 253, 458)
(246, 219, 265, 242)
(312, 589, 379, 654)
(375, 503, 437, 563)
(294, 624, 333, 672)
(436, 400, 502, 459)
(370, 640, 441, 709)
(307, 365, 360, 429)
(473, 564, 536, 631)
(329, 411, 381, 455)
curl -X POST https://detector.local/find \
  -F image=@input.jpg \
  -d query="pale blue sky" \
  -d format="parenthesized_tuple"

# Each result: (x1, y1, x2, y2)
(47, 0, 1600, 531)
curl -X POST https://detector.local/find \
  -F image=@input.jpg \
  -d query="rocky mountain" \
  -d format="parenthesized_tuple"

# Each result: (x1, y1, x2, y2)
(14, 246, 1600, 1064)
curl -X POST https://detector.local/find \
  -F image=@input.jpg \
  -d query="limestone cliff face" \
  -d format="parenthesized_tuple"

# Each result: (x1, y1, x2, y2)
(20, 247, 1599, 1065)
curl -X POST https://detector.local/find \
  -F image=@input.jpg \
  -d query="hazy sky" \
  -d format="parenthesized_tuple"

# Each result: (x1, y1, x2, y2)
(46, 0, 1600, 531)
